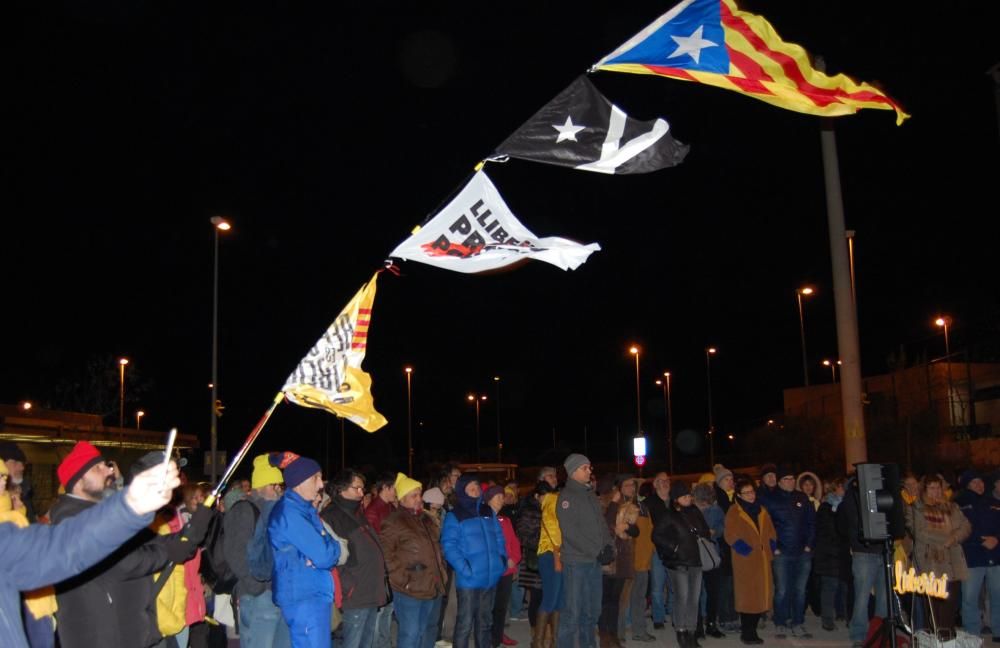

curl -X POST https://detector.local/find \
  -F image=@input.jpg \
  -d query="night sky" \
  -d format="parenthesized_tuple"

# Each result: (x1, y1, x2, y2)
(4, 1, 999, 476)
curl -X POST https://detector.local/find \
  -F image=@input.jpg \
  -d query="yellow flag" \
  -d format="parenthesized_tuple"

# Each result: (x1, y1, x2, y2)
(282, 273, 387, 432)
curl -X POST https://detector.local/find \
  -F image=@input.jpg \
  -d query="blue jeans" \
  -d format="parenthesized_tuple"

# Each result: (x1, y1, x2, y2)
(239, 592, 291, 648)
(849, 551, 888, 643)
(395, 592, 441, 648)
(539, 552, 564, 613)
(963, 565, 1000, 635)
(339, 606, 378, 648)
(454, 588, 495, 648)
(650, 552, 673, 623)
(772, 552, 812, 628)
(509, 577, 525, 618)
(558, 561, 602, 648)
(281, 599, 331, 648)
(820, 575, 848, 624)
(373, 603, 393, 648)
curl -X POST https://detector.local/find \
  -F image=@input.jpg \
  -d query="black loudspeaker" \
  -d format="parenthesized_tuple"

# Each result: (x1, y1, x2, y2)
(855, 463, 906, 542)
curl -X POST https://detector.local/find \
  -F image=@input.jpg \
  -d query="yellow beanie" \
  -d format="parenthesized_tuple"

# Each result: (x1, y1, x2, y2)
(0, 459, 7, 476)
(394, 472, 422, 500)
(252, 454, 284, 489)
(697, 472, 716, 485)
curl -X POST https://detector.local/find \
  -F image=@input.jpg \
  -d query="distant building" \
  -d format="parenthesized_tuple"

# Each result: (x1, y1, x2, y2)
(0, 404, 199, 516)
(782, 362, 1000, 473)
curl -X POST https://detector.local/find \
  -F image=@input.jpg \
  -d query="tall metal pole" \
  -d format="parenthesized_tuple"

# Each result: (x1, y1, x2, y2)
(118, 358, 128, 447)
(939, 318, 954, 427)
(796, 290, 811, 386)
(705, 348, 716, 468)
(405, 367, 413, 475)
(475, 398, 481, 462)
(818, 101, 867, 469)
(630, 347, 642, 435)
(494, 376, 501, 462)
(666, 372, 674, 474)
(210, 224, 220, 482)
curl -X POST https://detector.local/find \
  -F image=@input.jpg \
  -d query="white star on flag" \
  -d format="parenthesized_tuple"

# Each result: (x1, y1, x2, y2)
(552, 116, 586, 143)
(668, 25, 718, 64)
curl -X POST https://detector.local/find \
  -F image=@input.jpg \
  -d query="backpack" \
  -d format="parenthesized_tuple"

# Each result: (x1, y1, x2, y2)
(201, 509, 240, 594)
(246, 499, 276, 582)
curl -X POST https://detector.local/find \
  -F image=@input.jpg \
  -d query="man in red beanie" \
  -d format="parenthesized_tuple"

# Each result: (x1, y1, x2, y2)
(0, 455, 181, 648)
(49, 442, 212, 648)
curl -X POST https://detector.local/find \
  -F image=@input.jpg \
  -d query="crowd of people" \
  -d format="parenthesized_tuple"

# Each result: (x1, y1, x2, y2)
(2, 438, 1000, 648)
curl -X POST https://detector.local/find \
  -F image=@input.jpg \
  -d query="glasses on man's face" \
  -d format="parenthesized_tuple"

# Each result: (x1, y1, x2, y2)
(350, 484, 365, 492)
(739, 490, 755, 497)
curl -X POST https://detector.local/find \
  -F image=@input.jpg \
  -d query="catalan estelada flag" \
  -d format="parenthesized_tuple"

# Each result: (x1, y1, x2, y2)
(593, 0, 909, 125)
(282, 273, 387, 432)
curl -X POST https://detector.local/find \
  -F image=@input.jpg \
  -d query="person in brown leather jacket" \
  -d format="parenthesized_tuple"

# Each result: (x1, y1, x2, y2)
(381, 474, 448, 648)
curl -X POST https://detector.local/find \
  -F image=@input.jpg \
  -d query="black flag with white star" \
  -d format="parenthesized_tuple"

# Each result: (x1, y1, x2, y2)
(494, 75, 688, 174)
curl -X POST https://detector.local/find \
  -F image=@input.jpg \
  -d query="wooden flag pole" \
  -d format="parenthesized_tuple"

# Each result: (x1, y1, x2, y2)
(204, 391, 285, 507)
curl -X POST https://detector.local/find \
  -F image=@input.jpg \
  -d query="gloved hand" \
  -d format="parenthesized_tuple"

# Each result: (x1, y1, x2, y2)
(183, 504, 215, 547)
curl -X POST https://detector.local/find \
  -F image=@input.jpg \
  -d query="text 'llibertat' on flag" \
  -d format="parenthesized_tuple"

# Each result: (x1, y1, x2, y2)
(495, 75, 689, 174)
(389, 171, 600, 274)
(592, 0, 909, 125)
(282, 273, 388, 432)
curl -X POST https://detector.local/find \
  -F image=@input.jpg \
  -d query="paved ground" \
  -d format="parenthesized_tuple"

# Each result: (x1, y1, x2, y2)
(501, 612, 856, 647)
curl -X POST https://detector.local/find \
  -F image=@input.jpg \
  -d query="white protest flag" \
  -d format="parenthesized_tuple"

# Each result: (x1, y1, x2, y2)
(282, 273, 388, 432)
(389, 170, 600, 274)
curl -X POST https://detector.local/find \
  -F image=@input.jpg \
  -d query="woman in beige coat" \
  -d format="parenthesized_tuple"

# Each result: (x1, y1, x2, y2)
(724, 476, 777, 645)
(905, 474, 971, 634)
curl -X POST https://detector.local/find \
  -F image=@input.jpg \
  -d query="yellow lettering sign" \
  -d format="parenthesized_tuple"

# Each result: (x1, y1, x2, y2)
(893, 561, 949, 599)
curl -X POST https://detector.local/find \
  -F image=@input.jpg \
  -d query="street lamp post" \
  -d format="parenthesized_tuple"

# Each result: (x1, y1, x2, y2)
(209, 216, 231, 483)
(656, 371, 674, 473)
(136, 409, 145, 432)
(405, 367, 413, 475)
(935, 316, 954, 427)
(118, 357, 129, 447)
(468, 394, 487, 461)
(494, 376, 502, 462)
(705, 347, 717, 467)
(629, 346, 641, 435)
(822, 359, 841, 383)
(796, 287, 815, 386)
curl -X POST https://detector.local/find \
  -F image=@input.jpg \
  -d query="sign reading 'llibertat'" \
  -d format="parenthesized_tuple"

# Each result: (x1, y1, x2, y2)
(389, 170, 600, 274)
(893, 560, 950, 599)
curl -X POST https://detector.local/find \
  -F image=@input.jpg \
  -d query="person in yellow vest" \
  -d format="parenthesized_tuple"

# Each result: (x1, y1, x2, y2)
(536, 472, 563, 648)
(0, 458, 58, 648)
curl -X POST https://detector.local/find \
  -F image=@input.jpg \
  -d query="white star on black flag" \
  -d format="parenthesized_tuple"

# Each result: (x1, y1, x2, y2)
(495, 75, 689, 174)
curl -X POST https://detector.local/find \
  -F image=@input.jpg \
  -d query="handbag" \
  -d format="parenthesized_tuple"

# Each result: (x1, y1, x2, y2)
(597, 543, 616, 566)
(697, 536, 721, 571)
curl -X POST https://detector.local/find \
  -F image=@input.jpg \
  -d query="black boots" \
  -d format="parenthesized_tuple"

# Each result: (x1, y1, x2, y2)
(705, 621, 725, 638)
(676, 630, 702, 647)
(739, 613, 764, 645)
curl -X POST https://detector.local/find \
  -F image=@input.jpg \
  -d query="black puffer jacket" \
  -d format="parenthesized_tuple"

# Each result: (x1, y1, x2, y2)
(50, 495, 171, 648)
(813, 500, 850, 579)
(652, 503, 711, 569)
(320, 495, 390, 609)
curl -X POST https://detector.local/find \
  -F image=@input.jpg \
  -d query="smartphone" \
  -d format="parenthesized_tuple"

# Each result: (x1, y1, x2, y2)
(161, 428, 177, 485)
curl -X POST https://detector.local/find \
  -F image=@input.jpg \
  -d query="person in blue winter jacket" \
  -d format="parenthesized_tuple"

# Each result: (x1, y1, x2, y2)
(441, 473, 506, 648)
(758, 464, 816, 640)
(267, 452, 348, 648)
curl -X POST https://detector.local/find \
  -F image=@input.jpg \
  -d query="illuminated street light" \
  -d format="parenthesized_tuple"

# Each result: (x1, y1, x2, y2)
(136, 409, 145, 431)
(655, 371, 674, 473)
(629, 346, 641, 436)
(404, 366, 413, 474)
(796, 287, 815, 386)
(468, 394, 487, 461)
(118, 357, 129, 446)
(494, 376, 502, 462)
(21, 402, 32, 411)
(822, 359, 842, 383)
(705, 347, 717, 467)
(935, 315, 954, 426)
(209, 216, 232, 482)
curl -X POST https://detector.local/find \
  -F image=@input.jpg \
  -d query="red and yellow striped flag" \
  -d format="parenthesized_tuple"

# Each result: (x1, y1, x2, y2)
(594, 0, 908, 125)
(282, 273, 387, 432)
